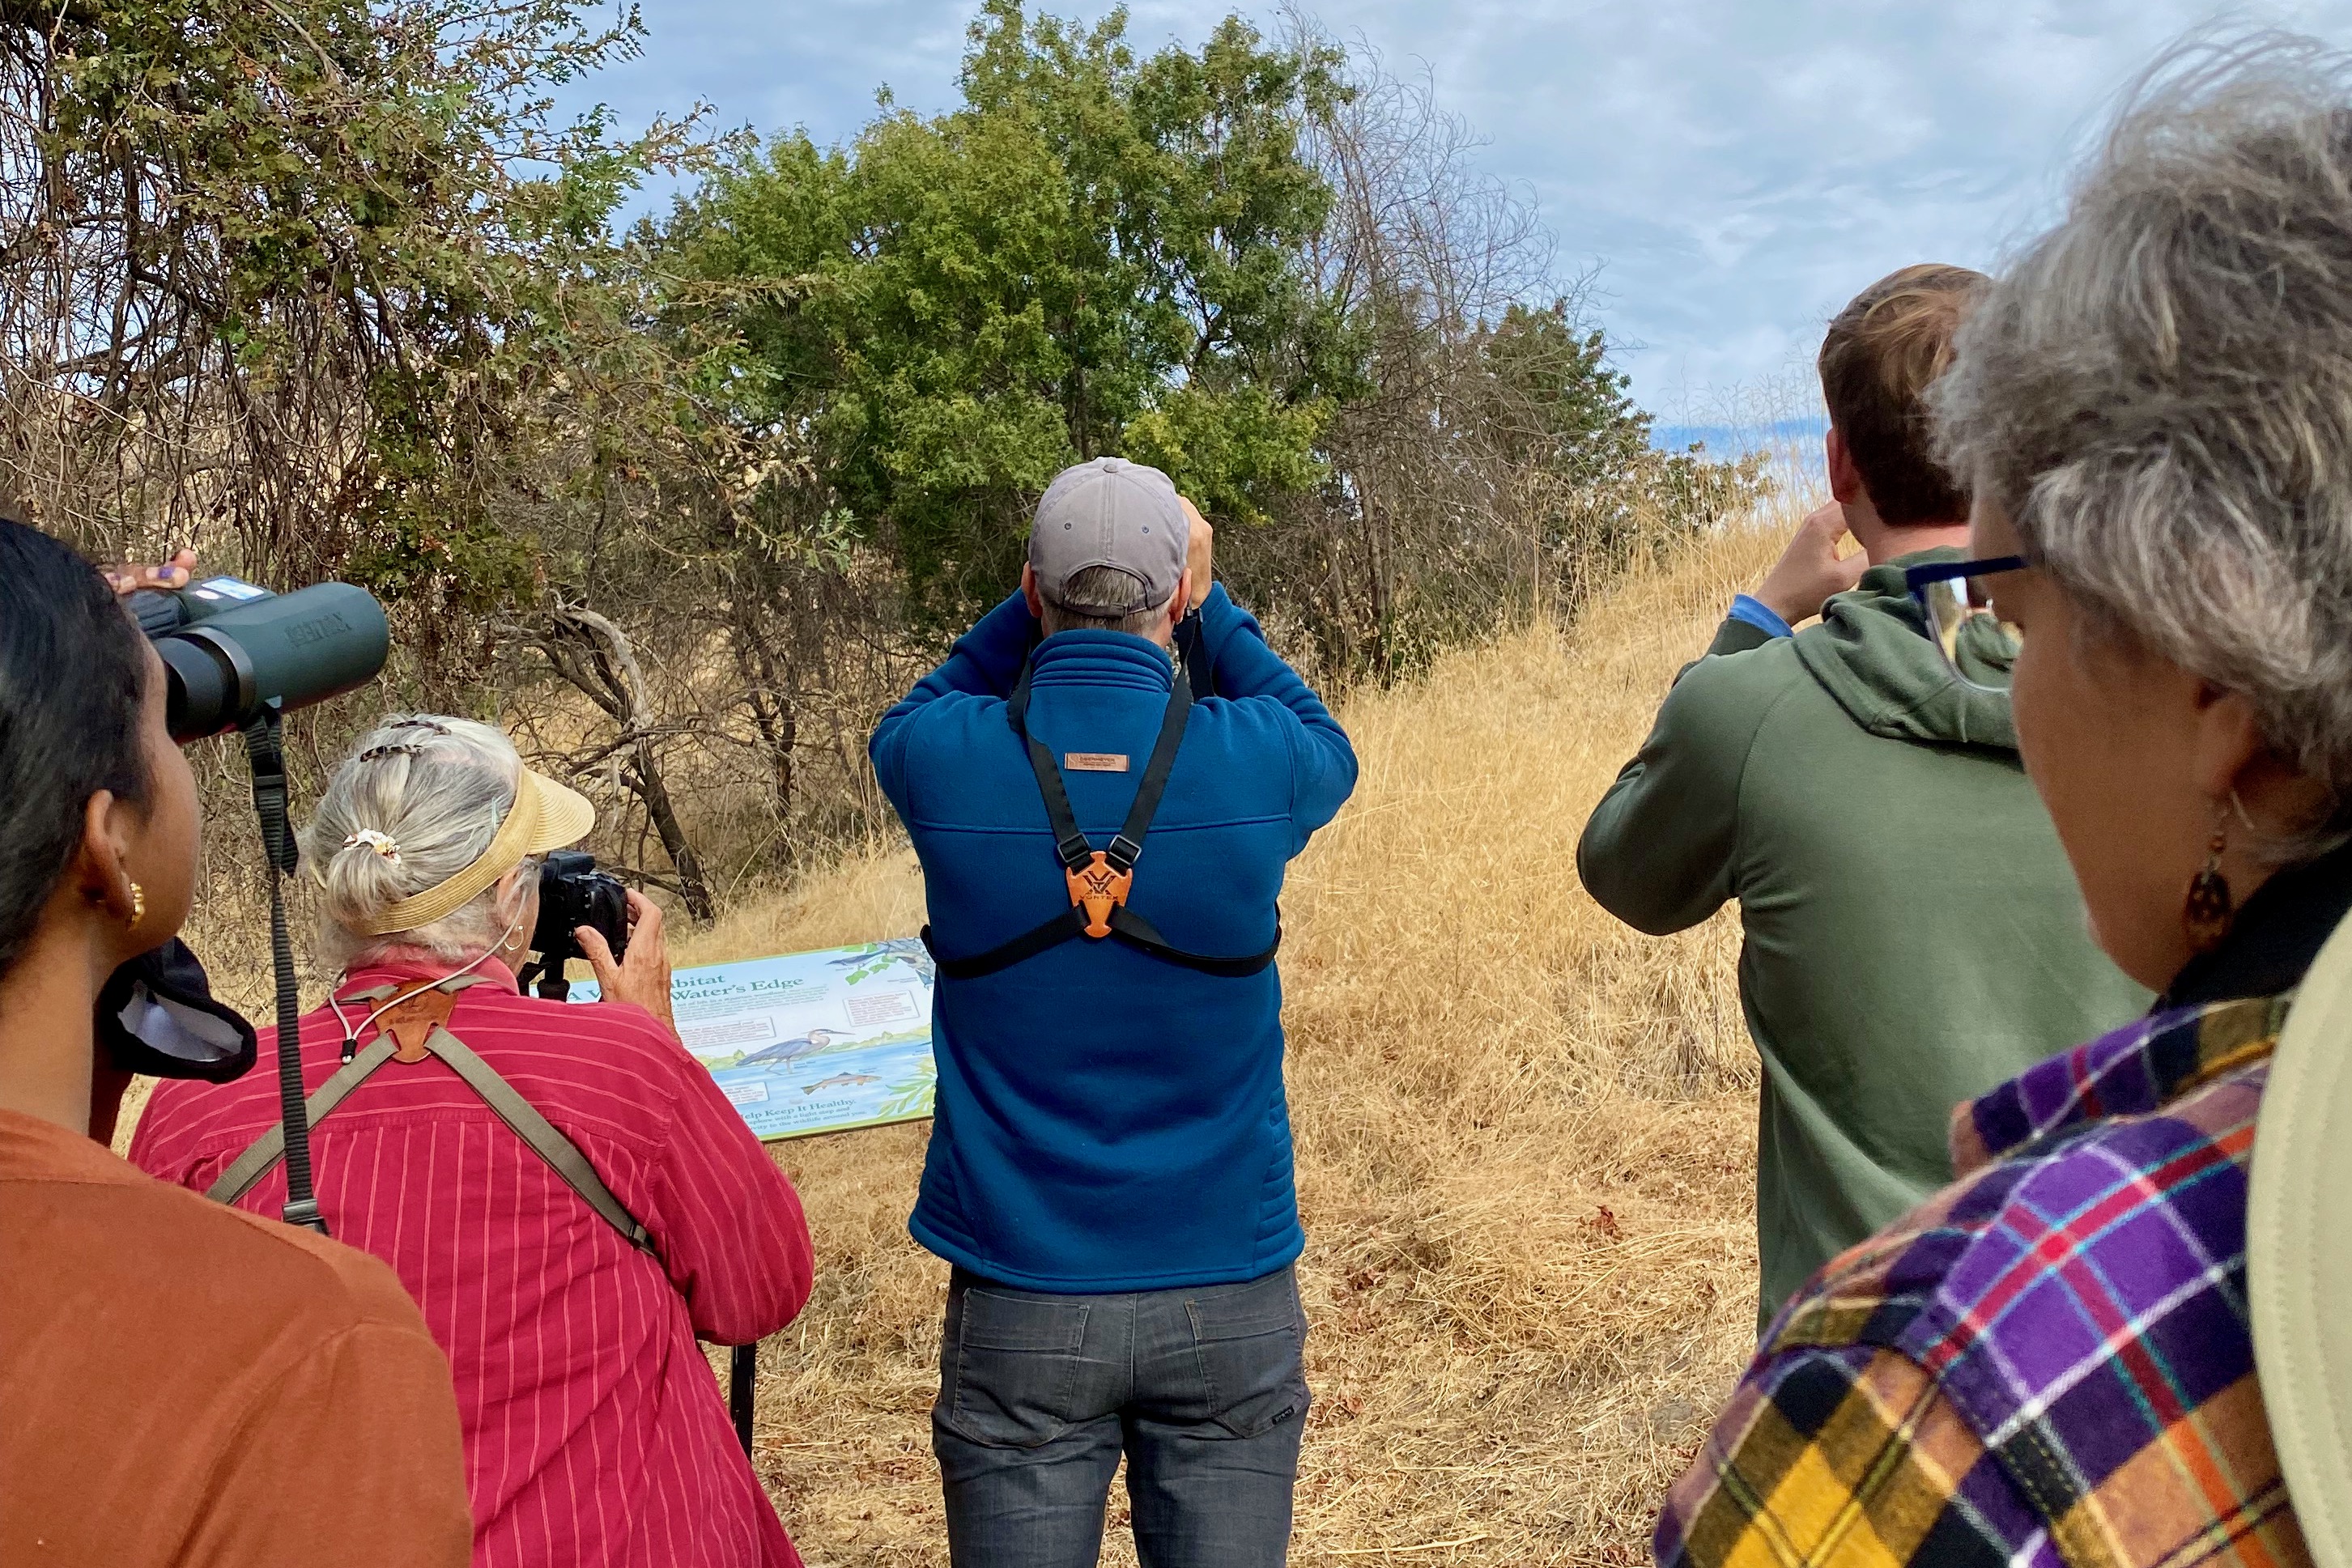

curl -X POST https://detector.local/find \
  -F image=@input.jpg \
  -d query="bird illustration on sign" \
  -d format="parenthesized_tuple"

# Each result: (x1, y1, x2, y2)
(828, 938, 935, 987)
(737, 1027, 837, 1067)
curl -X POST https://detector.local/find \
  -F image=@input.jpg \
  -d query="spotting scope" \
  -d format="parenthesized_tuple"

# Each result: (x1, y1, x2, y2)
(127, 576, 391, 743)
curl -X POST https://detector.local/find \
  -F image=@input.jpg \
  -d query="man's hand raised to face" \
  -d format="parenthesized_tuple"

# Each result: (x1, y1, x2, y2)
(1180, 497, 1214, 612)
(1753, 503, 1866, 627)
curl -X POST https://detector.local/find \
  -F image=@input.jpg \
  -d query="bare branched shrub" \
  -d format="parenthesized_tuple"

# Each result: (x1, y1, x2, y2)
(1220, 14, 1767, 682)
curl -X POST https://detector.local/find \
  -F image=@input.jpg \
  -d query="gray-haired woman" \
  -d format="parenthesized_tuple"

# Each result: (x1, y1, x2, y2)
(133, 715, 815, 1568)
(1657, 36, 2350, 1568)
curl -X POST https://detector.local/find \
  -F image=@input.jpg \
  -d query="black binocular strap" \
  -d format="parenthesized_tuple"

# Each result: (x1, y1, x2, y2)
(242, 708, 323, 1234)
(1007, 656, 1193, 877)
(1174, 610, 1217, 701)
(921, 660, 1281, 981)
(206, 982, 651, 1256)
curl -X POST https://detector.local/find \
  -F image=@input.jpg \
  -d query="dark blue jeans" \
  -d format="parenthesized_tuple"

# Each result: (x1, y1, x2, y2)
(932, 1263, 1310, 1568)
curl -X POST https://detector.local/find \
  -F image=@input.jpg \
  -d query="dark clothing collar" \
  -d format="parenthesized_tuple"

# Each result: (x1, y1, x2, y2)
(2160, 836, 2352, 1009)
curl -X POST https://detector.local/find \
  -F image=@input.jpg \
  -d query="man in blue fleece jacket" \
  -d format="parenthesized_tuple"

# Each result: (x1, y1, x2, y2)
(871, 457, 1356, 1568)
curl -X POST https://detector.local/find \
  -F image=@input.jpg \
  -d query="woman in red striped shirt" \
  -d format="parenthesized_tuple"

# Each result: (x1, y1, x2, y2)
(133, 716, 815, 1568)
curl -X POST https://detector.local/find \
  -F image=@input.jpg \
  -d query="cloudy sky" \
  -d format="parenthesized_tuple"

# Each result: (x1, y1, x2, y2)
(562, 0, 2352, 429)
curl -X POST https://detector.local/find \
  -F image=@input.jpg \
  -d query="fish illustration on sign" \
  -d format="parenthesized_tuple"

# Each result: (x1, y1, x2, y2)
(828, 937, 935, 986)
(738, 1027, 836, 1068)
(801, 1072, 881, 1094)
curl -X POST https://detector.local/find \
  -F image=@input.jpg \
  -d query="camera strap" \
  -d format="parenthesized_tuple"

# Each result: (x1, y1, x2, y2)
(240, 706, 326, 1234)
(920, 654, 1281, 982)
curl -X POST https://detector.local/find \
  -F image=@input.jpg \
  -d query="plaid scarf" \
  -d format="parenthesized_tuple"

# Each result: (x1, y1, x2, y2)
(1656, 993, 2312, 1568)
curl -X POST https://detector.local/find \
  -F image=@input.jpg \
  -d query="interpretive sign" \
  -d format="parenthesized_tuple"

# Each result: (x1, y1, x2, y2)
(570, 938, 935, 1141)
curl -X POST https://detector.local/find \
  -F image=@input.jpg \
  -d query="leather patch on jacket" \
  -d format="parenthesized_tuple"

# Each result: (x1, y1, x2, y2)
(377, 988, 461, 1063)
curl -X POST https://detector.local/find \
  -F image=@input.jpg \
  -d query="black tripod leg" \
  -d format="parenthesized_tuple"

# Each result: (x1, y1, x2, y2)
(730, 1342, 757, 1458)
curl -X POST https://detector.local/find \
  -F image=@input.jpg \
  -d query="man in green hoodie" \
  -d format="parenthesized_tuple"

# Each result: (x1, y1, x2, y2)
(1577, 264, 2146, 1330)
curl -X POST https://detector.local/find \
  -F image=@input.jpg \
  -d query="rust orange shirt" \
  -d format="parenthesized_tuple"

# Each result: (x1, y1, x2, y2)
(0, 1106, 470, 1567)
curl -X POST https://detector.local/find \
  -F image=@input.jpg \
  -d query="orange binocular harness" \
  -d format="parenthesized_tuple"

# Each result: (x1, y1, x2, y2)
(921, 658, 1281, 982)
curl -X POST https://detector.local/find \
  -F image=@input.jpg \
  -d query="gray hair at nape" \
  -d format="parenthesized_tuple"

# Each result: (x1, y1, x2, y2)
(1039, 564, 1175, 638)
(1931, 30, 2352, 859)
(301, 715, 539, 973)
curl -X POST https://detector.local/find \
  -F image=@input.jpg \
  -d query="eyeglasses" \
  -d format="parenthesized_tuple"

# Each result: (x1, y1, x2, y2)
(1903, 555, 2029, 694)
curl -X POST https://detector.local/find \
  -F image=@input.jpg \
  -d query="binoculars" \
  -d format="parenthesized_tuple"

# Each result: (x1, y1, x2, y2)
(127, 576, 390, 744)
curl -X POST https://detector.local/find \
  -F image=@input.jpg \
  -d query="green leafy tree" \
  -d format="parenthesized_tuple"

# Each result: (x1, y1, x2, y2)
(0, 0, 698, 648)
(663, 0, 1350, 623)
(0, 0, 763, 915)
(1217, 23, 1767, 680)
(1472, 300, 1764, 587)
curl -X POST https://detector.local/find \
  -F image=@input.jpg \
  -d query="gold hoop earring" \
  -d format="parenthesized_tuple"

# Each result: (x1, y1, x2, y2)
(2184, 820, 2234, 955)
(126, 880, 147, 930)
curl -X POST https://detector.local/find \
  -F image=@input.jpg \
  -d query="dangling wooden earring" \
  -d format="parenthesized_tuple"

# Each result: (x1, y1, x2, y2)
(125, 880, 146, 930)
(2184, 827, 2233, 954)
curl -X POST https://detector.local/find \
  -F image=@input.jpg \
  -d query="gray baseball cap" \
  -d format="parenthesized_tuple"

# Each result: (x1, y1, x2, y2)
(1029, 457, 1188, 615)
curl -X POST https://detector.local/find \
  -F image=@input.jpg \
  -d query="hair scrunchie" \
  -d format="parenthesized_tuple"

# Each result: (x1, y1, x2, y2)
(343, 828, 401, 863)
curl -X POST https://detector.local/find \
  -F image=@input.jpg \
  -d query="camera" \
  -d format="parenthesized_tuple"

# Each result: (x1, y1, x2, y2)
(128, 576, 391, 743)
(521, 850, 629, 1001)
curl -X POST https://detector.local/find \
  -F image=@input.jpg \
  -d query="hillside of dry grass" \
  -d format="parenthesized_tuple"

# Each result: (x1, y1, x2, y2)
(682, 522, 1786, 1566)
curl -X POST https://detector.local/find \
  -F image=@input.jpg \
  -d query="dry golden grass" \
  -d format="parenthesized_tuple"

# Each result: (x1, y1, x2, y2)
(680, 521, 1789, 1566)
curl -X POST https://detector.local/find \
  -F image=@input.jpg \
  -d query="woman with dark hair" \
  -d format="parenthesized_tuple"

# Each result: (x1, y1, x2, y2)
(1657, 36, 2352, 1568)
(0, 517, 470, 1566)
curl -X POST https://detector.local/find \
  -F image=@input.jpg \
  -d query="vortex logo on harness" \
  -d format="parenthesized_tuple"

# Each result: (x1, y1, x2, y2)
(1065, 852, 1133, 938)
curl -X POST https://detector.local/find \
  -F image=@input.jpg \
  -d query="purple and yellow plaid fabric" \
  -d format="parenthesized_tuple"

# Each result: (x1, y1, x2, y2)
(1657, 994, 2313, 1568)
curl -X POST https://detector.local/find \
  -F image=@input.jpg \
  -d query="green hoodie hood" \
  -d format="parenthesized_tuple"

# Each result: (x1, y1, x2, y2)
(1793, 546, 2017, 751)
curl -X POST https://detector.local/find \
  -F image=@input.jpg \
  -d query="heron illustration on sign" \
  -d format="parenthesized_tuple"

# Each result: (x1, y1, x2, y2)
(737, 1027, 837, 1068)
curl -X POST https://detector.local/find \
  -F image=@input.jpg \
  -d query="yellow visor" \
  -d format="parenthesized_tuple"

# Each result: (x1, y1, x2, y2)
(348, 769, 595, 937)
